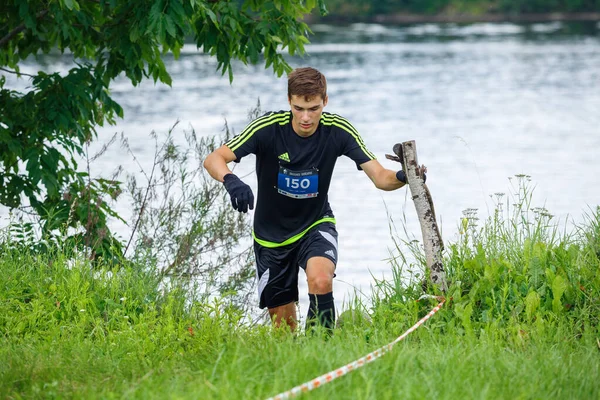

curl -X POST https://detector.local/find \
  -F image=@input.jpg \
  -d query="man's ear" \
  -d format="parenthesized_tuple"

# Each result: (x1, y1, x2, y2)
(323, 95, 328, 107)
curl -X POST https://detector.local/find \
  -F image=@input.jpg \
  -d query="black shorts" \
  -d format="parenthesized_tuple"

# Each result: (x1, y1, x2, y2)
(254, 222, 338, 309)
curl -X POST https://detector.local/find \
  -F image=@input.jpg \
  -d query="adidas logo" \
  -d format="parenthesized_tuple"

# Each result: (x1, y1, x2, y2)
(278, 152, 290, 162)
(325, 249, 336, 260)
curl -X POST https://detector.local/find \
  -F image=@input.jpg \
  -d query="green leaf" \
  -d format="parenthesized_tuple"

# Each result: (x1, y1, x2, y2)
(318, 0, 329, 16)
(454, 301, 473, 332)
(25, 157, 41, 183)
(165, 15, 177, 38)
(159, 67, 172, 86)
(130, 24, 141, 42)
(525, 291, 540, 320)
(61, 0, 79, 11)
(297, 35, 310, 44)
(206, 9, 219, 27)
(157, 17, 166, 42)
(551, 275, 568, 313)
(169, 0, 187, 20)
(228, 17, 238, 33)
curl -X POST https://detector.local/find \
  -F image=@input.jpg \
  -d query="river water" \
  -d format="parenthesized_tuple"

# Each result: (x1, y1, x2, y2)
(4, 21, 600, 316)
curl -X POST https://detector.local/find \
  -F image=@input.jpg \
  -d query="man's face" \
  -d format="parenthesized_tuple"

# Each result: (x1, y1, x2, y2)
(289, 94, 328, 137)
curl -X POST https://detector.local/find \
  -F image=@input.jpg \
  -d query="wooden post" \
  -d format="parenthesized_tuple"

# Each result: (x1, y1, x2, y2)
(386, 141, 448, 293)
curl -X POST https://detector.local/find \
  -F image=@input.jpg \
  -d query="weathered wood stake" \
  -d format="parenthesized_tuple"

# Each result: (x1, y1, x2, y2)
(386, 141, 448, 293)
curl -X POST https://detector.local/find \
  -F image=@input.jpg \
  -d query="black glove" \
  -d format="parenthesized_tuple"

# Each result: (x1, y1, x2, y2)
(396, 170, 426, 184)
(396, 170, 407, 184)
(223, 174, 254, 213)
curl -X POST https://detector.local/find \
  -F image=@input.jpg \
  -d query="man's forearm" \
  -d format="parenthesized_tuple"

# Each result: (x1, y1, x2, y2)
(384, 169, 406, 191)
(376, 169, 405, 191)
(203, 152, 233, 182)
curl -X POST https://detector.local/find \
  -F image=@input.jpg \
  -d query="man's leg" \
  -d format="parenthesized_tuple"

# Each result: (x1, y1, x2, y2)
(268, 302, 297, 331)
(305, 256, 336, 330)
(255, 241, 300, 332)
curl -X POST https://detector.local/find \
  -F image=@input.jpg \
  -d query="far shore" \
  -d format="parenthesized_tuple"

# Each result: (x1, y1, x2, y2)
(307, 12, 600, 24)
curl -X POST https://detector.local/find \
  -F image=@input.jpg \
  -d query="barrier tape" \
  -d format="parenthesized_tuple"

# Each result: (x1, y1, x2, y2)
(266, 298, 446, 400)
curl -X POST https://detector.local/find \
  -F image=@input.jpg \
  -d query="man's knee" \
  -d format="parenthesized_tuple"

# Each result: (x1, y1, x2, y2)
(306, 256, 335, 293)
(307, 273, 333, 293)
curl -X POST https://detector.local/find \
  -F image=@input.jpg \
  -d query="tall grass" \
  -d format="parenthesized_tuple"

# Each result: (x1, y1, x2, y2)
(374, 177, 599, 351)
(1, 179, 599, 399)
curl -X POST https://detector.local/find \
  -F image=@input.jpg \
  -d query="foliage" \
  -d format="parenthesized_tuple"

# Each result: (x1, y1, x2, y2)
(318, 0, 600, 17)
(0, 0, 326, 261)
(1, 219, 599, 398)
(1, 177, 599, 398)
(375, 176, 600, 344)
(122, 119, 255, 313)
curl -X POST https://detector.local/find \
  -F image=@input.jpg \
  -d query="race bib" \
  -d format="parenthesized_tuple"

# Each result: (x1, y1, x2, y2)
(277, 167, 319, 199)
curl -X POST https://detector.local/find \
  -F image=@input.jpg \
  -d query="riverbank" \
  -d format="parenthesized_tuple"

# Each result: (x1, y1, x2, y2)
(1, 189, 599, 398)
(1, 245, 598, 399)
(308, 12, 600, 24)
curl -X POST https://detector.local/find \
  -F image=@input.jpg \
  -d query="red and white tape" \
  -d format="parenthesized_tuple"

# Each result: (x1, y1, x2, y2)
(266, 298, 446, 400)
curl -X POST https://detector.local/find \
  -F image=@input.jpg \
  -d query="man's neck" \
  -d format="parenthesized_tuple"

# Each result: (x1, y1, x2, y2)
(294, 129, 316, 138)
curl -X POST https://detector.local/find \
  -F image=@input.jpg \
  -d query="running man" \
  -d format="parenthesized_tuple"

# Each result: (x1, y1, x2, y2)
(203, 67, 413, 332)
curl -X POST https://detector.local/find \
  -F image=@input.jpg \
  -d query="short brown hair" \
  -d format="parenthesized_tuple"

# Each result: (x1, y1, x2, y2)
(287, 67, 327, 101)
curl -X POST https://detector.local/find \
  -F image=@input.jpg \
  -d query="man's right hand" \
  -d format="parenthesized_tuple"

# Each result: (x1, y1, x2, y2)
(223, 174, 254, 213)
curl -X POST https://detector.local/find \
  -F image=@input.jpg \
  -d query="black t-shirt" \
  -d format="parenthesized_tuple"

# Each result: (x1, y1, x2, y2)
(225, 111, 376, 246)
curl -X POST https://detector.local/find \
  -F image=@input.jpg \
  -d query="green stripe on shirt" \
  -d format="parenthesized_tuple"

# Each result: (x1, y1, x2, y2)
(226, 112, 290, 152)
(321, 114, 376, 159)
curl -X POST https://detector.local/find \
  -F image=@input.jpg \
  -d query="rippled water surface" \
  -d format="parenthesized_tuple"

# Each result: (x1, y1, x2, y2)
(5, 22, 600, 313)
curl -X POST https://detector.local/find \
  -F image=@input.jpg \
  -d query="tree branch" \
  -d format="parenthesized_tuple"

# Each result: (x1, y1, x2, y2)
(394, 141, 448, 292)
(0, 9, 49, 48)
(0, 66, 35, 78)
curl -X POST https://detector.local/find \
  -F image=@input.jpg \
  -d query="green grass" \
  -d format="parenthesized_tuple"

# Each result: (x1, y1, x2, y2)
(1, 180, 599, 399)
(1, 309, 597, 399)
